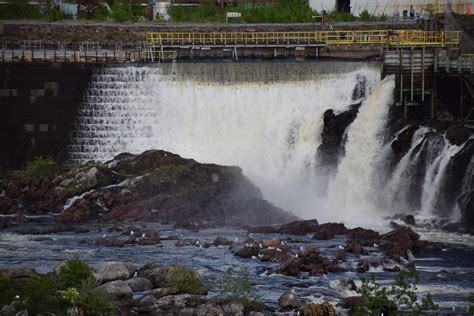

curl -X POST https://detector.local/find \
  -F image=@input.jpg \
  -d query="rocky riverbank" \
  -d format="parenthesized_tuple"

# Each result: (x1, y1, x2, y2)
(0, 149, 295, 230)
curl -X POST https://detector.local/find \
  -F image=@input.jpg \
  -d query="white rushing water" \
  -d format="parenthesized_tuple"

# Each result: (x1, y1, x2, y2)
(69, 62, 469, 226)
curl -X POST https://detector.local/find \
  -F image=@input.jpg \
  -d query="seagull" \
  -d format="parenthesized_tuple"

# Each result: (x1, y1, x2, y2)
(276, 248, 282, 252)
(295, 254, 299, 258)
(338, 245, 344, 250)
(14, 295, 20, 300)
(141, 233, 146, 238)
(235, 237, 239, 242)
(299, 246, 304, 251)
(133, 271, 137, 277)
(102, 234, 106, 238)
(130, 230, 134, 236)
(259, 243, 263, 248)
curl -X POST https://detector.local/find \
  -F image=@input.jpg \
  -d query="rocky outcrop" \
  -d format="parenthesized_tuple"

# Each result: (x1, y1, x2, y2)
(246, 219, 319, 235)
(459, 190, 474, 231)
(2, 149, 296, 228)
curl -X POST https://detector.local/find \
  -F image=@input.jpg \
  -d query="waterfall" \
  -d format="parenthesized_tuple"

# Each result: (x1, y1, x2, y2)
(324, 75, 395, 224)
(69, 62, 380, 219)
(69, 62, 471, 226)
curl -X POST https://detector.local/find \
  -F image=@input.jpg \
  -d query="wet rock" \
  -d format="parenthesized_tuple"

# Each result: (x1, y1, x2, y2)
(391, 124, 419, 159)
(445, 125, 470, 145)
(278, 259, 302, 277)
(278, 291, 301, 309)
(380, 227, 420, 260)
(221, 301, 244, 316)
(345, 241, 362, 254)
(335, 250, 346, 261)
(156, 294, 205, 309)
(341, 279, 357, 291)
(258, 248, 289, 262)
(0, 217, 11, 229)
(57, 198, 101, 223)
(125, 277, 153, 292)
(459, 190, 474, 231)
(346, 227, 380, 240)
(383, 265, 401, 272)
(95, 236, 129, 247)
(312, 223, 347, 240)
(97, 280, 133, 304)
(195, 303, 224, 316)
(96, 262, 136, 283)
(301, 301, 336, 316)
(0, 267, 37, 279)
(213, 236, 233, 246)
(356, 260, 370, 273)
(135, 230, 161, 245)
(342, 296, 368, 312)
(402, 215, 416, 226)
(278, 219, 319, 235)
(177, 308, 196, 316)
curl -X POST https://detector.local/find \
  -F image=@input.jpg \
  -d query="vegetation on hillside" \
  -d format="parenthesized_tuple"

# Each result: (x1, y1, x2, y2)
(0, 0, 385, 24)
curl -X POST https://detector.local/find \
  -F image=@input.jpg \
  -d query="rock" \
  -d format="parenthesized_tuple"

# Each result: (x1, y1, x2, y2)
(312, 223, 347, 240)
(138, 262, 163, 288)
(341, 279, 357, 291)
(278, 259, 302, 277)
(97, 280, 133, 304)
(345, 241, 362, 254)
(263, 238, 281, 247)
(177, 308, 196, 316)
(381, 227, 420, 259)
(0, 267, 37, 279)
(278, 219, 319, 235)
(335, 250, 346, 261)
(156, 294, 204, 309)
(135, 230, 161, 245)
(57, 198, 102, 223)
(445, 125, 470, 145)
(258, 248, 289, 262)
(391, 124, 418, 158)
(356, 260, 370, 273)
(213, 236, 233, 246)
(96, 261, 136, 283)
(148, 287, 180, 298)
(221, 301, 244, 316)
(459, 190, 474, 231)
(137, 295, 160, 313)
(0, 217, 11, 229)
(383, 265, 401, 272)
(301, 302, 336, 316)
(125, 277, 153, 292)
(195, 303, 224, 316)
(402, 215, 416, 226)
(342, 296, 368, 312)
(278, 291, 301, 309)
(346, 227, 380, 240)
(95, 236, 130, 247)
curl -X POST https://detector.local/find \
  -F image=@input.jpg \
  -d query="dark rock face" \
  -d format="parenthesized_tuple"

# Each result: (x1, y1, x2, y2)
(278, 219, 320, 235)
(317, 107, 359, 169)
(459, 190, 474, 231)
(312, 223, 347, 240)
(391, 124, 418, 159)
(2, 149, 296, 228)
(445, 125, 471, 146)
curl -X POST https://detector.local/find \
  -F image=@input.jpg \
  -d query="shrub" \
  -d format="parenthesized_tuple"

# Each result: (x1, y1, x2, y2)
(75, 278, 115, 316)
(110, 0, 139, 23)
(25, 155, 58, 180)
(57, 257, 94, 290)
(18, 275, 63, 314)
(214, 267, 262, 309)
(168, 266, 205, 294)
(0, 273, 19, 307)
(0, 0, 42, 20)
(356, 270, 438, 315)
(469, 292, 474, 313)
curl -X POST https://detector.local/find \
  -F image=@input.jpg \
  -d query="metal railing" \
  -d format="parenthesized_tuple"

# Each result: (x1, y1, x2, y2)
(146, 30, 462, 48)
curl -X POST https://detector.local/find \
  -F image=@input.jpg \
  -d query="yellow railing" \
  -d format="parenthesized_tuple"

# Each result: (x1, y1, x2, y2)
(146, 30, 461, 48)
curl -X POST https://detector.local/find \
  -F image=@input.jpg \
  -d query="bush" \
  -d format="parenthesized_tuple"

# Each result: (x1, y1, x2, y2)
(75, 278, 115, 316)
(356, 270, 438, 315)
(57, 257, 94, 290)
(214, 267, 262, 310)
(25, 155, 58, 180)
(110, 0, 139, 23)
(168, 266, 205, 294)
(0, 0, 42, 20)
(469, 292, 474, 313)
(18, 275, 63, 314)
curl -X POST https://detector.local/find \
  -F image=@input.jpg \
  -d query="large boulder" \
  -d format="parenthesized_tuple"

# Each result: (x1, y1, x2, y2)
(301, 302, 336, 316)
(278, 219, 319, 235)
(278, 292, 301, 309)
(125, 277, 153, 292)
(96, 262, 136, 283)
(97, 280, 133, 304)
(459, 190, 474, 231)
(312, 223, 347, 240)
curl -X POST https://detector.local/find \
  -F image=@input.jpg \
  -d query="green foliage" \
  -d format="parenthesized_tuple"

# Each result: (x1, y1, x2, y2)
(359, 9, 372, 22)
(469, 292, 474, 313)
(170, 0, 315, 23)
(356, 271, 439, 315)
(57, 257, 94, 290)
(17, 275, 63, 314)
(214, 267, 261, 307)
(0, 0, 42, 20)
(168, 266, 205, 294)
(0, 273, 19, 307)
(75, 278, 115, 316)
(110, 0, 139, 23)
(25, 155, 58, 180)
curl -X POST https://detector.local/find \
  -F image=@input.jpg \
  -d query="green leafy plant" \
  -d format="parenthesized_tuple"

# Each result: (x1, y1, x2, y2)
(469, 292, 474, 313)
(25, 155, 58, 180)
(110, 0, 139, 23)
(356, 271, 438, 315)
(75, 278, 115, 316)
(17, 275, 63, 314)
(168, 266, 206, 294)
(214, 267, 263, 310)
(0, 0, 42, 20)
(57, 257, 94, 290)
